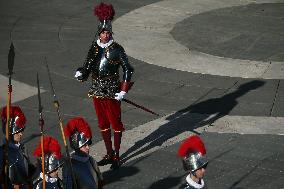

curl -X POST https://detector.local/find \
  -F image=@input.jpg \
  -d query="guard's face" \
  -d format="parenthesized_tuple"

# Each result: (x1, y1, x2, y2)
(49, 169, 59, 178)
(195, 167, 206, 179)
(13, 131, 23, 143)
(100, 30, 111, 44)
(80, 144, 90, 155)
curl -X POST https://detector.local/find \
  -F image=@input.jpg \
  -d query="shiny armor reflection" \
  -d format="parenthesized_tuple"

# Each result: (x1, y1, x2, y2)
(82, 41, 134, 98)
(0, 143, 29, 184)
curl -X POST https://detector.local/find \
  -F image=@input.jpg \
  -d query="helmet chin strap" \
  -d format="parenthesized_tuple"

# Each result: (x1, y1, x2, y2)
(191, 170, 197, 177)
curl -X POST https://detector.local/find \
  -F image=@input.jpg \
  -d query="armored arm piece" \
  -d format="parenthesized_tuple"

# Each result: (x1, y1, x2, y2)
(113, 46, 134, 101)
(119, 46, 134, 92)
(76, 41, 97, 82)
(113, 45, 134, 101)
(2, 144, 29, 185)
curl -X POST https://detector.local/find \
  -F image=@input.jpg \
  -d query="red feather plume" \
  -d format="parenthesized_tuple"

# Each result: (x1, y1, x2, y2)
(64, 117, 92, 139)
(1, 106, 26, 128)
(94, 2, 115, 22)
(178, 135, 206, 158)
(33, 136, 62, 159)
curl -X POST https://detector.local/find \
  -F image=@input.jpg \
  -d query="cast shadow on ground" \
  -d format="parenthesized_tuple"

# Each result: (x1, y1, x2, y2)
(103, 166, 139, 185)
(227, 155, 272, 189)
(147, 174, 186, 189)
(121, 80, 265, 163)
(102, 156, 149, 186)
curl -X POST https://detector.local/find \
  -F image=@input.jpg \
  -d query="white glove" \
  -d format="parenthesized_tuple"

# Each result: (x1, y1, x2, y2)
(74, 71, 82, 78)
(114, 91, 126, 101)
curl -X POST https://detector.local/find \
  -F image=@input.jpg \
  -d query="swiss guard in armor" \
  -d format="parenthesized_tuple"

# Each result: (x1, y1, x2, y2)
(178, 135, 208, 189)
(0, 106, 35, 189)
(74, 2, 134, 169)
(33, 136, 63, 189)
(62, 117, 104, 189)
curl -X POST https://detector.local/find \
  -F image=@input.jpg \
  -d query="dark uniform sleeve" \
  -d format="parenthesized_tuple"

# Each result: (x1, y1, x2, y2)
(89, 157, 104, 189)
(0, 146, 3, 174)
(62, 162, 73, 189)
(77, 40, 97, 81)
(119, 45, 134, 82)
(33, 177, 42, 189)
(57, 178, 64, 189)
(20, 144, 37, 179)
(0, 146, 4, 186)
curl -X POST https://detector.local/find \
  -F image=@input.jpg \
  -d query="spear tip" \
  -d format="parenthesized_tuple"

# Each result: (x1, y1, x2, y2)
(8, 42, 15, 76)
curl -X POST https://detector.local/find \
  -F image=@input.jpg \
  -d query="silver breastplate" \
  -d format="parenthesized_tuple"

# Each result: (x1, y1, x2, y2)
(93, 46, 120, 79)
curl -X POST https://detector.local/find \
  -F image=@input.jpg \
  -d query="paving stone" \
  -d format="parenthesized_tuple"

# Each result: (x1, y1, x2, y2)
(104, 133, 284, 189)
(1, 0, 284, 188)
(172, 3, 284, 62)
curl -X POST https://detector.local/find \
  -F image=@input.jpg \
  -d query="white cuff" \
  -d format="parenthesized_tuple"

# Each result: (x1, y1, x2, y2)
(115, 91, 127, 101)
(75, 71, 82, 78)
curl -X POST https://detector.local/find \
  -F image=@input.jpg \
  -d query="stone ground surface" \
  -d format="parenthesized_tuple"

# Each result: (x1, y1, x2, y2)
(0, 0, 284, 188)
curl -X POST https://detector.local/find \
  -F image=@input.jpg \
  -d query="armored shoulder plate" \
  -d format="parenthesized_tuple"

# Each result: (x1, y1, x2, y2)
(105, 42, 124, 64)
(108, 42, 134, 81)
(1, 144, 29, 183)
(8, 145, 29, 184)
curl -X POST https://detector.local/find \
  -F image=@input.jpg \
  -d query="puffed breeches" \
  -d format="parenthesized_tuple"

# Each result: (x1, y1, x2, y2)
(93, 98, 125, 132)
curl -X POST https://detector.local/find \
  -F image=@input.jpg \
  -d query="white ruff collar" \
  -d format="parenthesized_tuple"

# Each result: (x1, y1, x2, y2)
(186, 174, 205, 189)
(40, 172, 58, 183)
(97, 39, 114, 48)
(15, 142, 21, 147)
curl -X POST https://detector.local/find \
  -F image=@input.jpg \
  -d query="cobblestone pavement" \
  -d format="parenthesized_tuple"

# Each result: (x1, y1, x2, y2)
(0, 0, 283, 188)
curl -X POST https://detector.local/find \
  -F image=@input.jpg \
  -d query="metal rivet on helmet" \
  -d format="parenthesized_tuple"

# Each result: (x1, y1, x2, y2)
(70, 131, 92, 150)
(182, 152, 208, 173)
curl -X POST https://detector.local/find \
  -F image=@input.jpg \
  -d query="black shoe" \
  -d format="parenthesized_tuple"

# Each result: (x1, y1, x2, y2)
(110, 155, 121, 170)
(97, 154, 113, 166)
